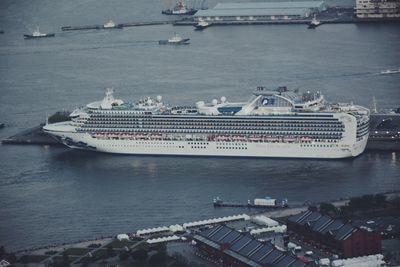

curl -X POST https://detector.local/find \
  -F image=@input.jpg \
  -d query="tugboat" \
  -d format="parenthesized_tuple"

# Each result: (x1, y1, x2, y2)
(159, 33, 190, 45)
(103, 20, 123, 29)
(194, 20, 210, 30)
(307, 14, 321, 29)
(24, 27, 55, 39)
(162, 0, 197, 15)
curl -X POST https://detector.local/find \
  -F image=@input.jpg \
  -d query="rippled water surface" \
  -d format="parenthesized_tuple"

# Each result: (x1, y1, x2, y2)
(0, 0, 400, 250)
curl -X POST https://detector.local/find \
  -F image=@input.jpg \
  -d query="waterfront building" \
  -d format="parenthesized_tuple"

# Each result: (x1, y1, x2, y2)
(193, 225, 312, 266)
(43, 86, 370, 159)
(287, 211, 382, 258)
(194, 1, 327, 22)
(355, 0, 400, 18)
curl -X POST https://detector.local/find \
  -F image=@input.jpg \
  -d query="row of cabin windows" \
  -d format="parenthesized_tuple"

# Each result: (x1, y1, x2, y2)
(216, 146, 248, 150)
(84, 121, 344, 129)
(188, 142, 209, 145)
(82, 128, 344, 135)
(98, 143, 185, 148)
(87, 116, 342, 124)
(82, 126, 344, 134)
(92, 136, 341, 143)
(90, 112, 336, 118)
(88, 114, 339, 120)
(80, 128, 343, 137)
(125, 121, 342, 126)
(82, 123, 344, 131)
(94, 143, 343, 150)
(92, 135, 341, 143)
(300, 144, 339, 147)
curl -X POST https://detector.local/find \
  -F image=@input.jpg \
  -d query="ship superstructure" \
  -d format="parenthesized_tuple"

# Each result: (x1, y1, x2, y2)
(43, 87, 370, 158)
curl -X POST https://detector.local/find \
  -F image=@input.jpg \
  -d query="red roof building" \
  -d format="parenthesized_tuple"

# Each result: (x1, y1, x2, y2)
(287, 211, 381, 258)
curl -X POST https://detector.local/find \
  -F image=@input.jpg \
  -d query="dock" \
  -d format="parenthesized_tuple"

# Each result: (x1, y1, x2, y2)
(61, 20, 180, 31)
(174, 17, 400, 26)
(59, 11, 400, 32)
(1, 125, 60, 146)
(213, 197, 289, 209)
(367, 113, 400, 150)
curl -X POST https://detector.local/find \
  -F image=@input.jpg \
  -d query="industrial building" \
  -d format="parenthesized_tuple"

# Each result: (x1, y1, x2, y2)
(287, 211, 382, 258)
(194, 1, 327, 21)
(193, 225, 313, 266)
(355, 0, 400, 18)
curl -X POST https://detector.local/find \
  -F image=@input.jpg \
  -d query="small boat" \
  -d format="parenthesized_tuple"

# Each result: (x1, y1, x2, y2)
(307, 15, 321, 29)
(103, 20, 123, 29)
(194, 21, 210, 31)
(159, 33, 190, 45)
(380, 69, 400, 75)
(24, 27, 55, 39)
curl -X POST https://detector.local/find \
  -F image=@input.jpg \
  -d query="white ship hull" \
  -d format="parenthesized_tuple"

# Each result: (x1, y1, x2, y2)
(48, 129, 368, 159)
(43, 88, 370, 159)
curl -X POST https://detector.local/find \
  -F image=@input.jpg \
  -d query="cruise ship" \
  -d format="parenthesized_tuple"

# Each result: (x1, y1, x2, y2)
(43, 87, 370, 158)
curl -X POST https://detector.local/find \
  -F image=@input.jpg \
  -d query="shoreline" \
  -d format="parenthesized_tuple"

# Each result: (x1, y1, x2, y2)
(9, 190, 400, 255)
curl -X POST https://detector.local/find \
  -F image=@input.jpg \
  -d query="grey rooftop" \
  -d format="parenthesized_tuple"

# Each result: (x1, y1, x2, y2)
(213, 1, 324, 10)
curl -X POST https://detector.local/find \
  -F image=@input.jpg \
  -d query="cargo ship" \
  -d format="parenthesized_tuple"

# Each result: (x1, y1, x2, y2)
(43, 86, 370, 158)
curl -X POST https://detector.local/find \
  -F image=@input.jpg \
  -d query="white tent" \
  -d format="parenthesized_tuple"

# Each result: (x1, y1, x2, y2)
(146, 235, 180, 244)
(250, 225, 287, 235)
(117, 233, 129, 241)
(251, 215, 279, 227)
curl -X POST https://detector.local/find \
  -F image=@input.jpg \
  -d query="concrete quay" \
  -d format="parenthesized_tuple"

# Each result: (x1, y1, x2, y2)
(10, 190, 399, 266)
(368, 113, 400, 151)
(61, 20, 181, 31)
(1, 125, 59, 146)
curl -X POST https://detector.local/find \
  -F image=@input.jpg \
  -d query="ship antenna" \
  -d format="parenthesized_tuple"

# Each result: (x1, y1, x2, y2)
(371, 97, 378, 114)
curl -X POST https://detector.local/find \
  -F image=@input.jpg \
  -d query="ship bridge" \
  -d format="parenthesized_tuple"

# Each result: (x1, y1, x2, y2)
(196, 86, 326, 116)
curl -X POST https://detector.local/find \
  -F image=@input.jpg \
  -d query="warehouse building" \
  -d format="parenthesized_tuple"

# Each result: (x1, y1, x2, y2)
(355, 0, 400, 18)
(194, 1, 327, 21)
(193, 225, 313, 266)
(287, 211, 382, 258)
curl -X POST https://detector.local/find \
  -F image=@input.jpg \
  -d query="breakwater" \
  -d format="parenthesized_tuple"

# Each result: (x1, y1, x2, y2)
(61, 20, 180, 31)
(1, 125, 59, 145)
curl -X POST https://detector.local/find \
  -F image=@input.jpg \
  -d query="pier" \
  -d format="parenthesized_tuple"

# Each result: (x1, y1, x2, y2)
(1, 125, 59, 145)
(58, 7, 400, 32)
(367, 113, 400, 150)
(60, 18, 400, 32)
(213, 197, 289, 209)
(174, 18, 350, 26)
(61, 20, 181, 31)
